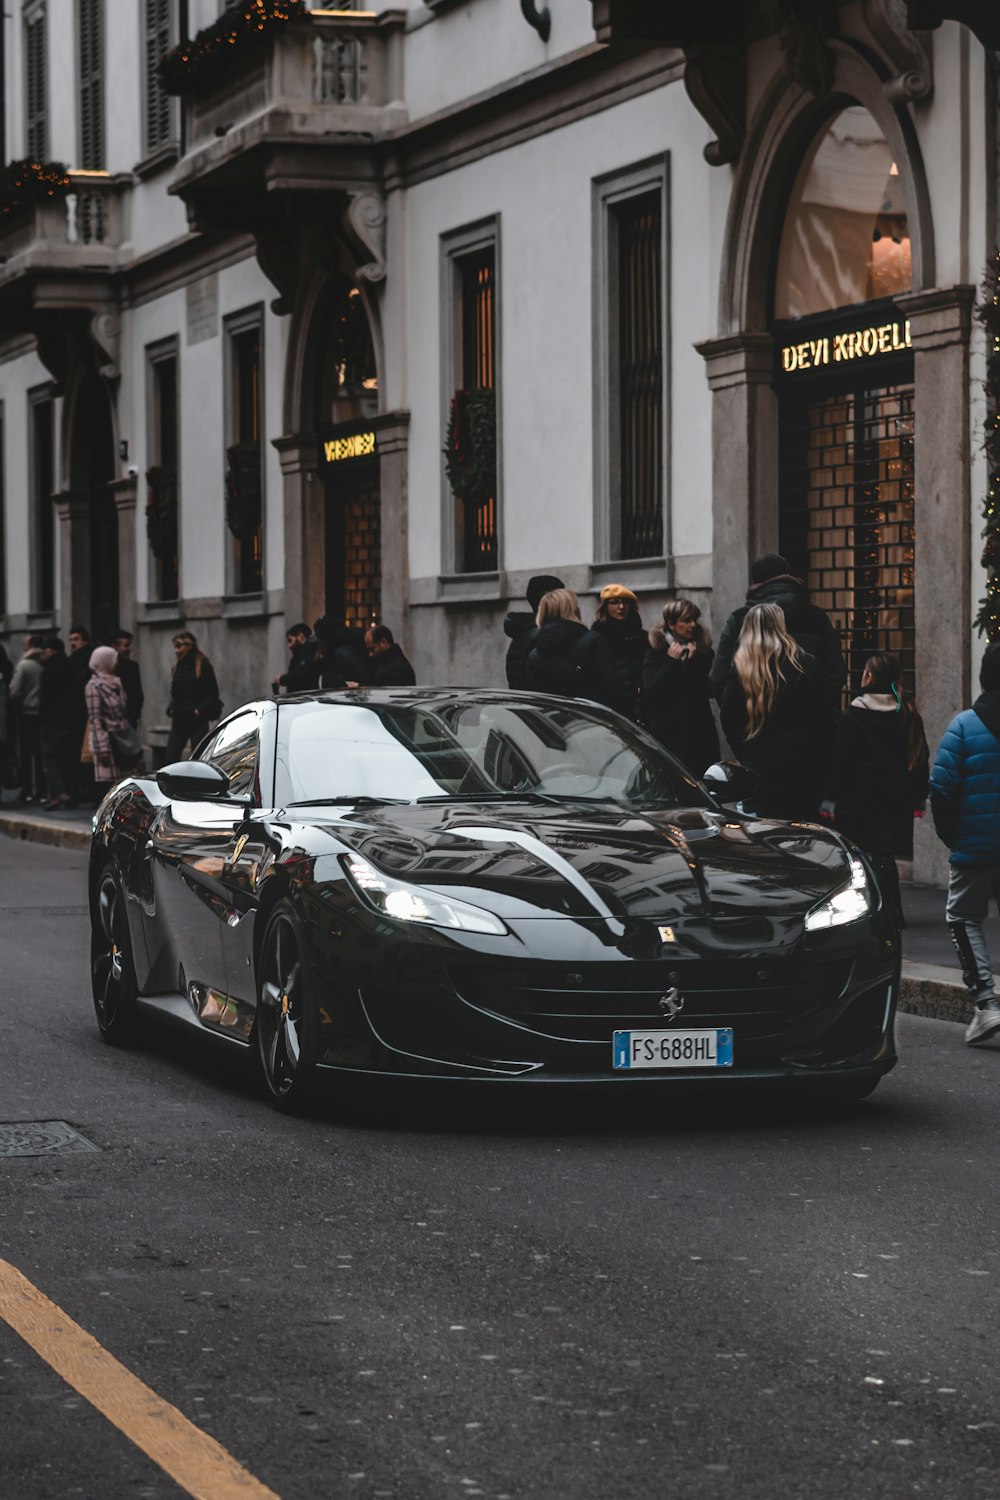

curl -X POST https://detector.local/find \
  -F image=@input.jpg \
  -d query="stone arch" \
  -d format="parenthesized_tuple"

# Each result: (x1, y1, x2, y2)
(718, 40, 935, 338)
(282, 230, 385, 438)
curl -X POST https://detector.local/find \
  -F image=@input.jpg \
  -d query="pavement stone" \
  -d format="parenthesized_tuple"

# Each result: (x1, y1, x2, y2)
(0, 801, 984, 1022)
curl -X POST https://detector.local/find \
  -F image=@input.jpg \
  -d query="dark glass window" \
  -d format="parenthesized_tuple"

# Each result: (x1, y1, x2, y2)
(77, 0, 104, 170)
(229, 324, 263, 595)
(25, 5, 48, 161)
(31, 398, 54, 613)
(200, 710, 259, 799)
(150, 352, 179, 601)
(457, 245, 497, 574)
(613, 190, 663, 560)
(143, 0, 173, 157)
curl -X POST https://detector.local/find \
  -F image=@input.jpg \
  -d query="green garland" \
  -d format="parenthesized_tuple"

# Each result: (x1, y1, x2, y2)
(159, 0, 309, 98)
(0, 160, 70, 219)
(444, 388, 496, 507)
(226, 442, 262, 540)
(146, 466, 178, 563)
(975, 248, 1000, 638)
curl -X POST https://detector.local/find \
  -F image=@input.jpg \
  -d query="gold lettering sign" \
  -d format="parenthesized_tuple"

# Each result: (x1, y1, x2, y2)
(322, 430, 377, 463)
(780, 319, 911, 374)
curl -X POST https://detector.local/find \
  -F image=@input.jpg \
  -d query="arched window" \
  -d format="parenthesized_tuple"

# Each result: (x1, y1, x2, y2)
(775, 106, 911, 321)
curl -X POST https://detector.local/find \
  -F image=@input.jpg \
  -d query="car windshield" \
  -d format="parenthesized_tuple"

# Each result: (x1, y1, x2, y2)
(276, 698, 712, 810)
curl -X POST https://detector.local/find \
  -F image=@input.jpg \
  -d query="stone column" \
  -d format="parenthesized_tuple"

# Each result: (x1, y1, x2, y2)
(274, 433, 325, 631)
(109, 475, 138, 632)
(895, 285, 976, 887)
(694, 333, 779, 635)
(52, 490, 92, 634)
(375, 410, 411, 650)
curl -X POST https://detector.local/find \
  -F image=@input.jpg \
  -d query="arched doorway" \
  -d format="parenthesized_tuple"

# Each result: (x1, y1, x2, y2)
(70, 372, 118, 642)
(773, 104, 915, 697)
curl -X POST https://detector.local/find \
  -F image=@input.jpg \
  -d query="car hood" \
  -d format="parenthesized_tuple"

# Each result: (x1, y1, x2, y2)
(305, 801, 854, 936)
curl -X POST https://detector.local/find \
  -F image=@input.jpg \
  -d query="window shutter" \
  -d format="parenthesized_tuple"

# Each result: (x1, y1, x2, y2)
(77, 0, 105, 170)
(25, 9, 48, 162)
(143, 0, 173, 156)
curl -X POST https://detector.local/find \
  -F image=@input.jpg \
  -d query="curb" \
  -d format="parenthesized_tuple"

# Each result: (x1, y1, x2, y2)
(0, 811, 91, 852)
(0, 815, 979, 1023)
(899, 962, 971, 1026)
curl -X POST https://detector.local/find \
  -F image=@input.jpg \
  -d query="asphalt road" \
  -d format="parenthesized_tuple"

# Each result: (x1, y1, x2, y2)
(2, 835, 1000, 1500)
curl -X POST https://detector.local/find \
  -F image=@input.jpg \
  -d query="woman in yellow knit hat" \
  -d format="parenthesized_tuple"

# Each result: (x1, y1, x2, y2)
(591, 584, 645, 720)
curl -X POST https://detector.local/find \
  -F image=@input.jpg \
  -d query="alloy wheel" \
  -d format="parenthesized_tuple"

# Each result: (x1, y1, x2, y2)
(257, 909, 316, 1109)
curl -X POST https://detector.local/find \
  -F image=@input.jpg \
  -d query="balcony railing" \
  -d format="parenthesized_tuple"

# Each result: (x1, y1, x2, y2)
(0, 170, 128, 282)
(181, 11, 405, 158)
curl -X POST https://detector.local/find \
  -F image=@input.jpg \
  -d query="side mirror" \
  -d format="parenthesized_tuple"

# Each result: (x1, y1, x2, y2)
(156, 761, 231, 801)
(701, 761, 759, 806)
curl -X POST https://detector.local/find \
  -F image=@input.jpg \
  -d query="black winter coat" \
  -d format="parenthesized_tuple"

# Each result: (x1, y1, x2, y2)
(720, 652, 830, 820)
(641, 634, 719, 777)
(525, 621, 625, 712)
(169, 655, 222, 729)
(503, 611, 537, 690)
(370, 644, 416, 688)
(591, 614, 646, 718)
(279, 641, 320, 694)
(831, 695, 929, 857)
(117, 658, 145, 728)
(39, 654, 78, 733)
(709, 576, 846, 706)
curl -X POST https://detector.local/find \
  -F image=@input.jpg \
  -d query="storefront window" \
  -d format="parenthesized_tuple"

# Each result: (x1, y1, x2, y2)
(775, 106, 911, 321)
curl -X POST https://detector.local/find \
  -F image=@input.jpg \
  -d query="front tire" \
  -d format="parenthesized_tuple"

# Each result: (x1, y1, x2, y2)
(91, 863, 140, 1045)
(256, 901, 320, 1113)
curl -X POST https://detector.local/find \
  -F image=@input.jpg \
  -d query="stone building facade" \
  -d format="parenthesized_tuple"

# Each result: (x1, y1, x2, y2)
(0, 0, 997, 881)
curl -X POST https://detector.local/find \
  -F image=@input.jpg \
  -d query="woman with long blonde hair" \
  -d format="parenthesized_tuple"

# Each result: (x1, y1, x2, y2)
(720, 602, 829, 818)
(641, 598, 719, 775)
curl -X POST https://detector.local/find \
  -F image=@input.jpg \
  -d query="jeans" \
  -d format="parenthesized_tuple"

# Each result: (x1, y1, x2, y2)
(40, 726, 75, 801)
(945, 864, 1000, 1003)
(18, 714, 44, 799)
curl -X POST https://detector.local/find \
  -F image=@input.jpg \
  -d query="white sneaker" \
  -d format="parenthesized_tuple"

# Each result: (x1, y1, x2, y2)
(965, 999, 1000, 1046)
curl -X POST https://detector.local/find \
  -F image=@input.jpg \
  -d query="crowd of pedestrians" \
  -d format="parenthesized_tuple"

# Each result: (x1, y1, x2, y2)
(0, 626, 146, 810)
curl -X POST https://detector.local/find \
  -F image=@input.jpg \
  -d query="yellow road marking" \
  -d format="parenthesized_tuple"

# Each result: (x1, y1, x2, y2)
(0, 1259, 281, 1500)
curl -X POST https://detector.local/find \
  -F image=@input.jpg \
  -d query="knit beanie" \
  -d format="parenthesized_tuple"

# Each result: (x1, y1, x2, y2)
(526, 574, 565, 611)
(981, 641, 1000, 692)
(749, 553, 790, 585)
(599, 583, 639, 605)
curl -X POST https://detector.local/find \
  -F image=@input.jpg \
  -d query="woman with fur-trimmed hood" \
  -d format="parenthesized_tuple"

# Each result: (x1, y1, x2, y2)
(641, 599, 719, 777)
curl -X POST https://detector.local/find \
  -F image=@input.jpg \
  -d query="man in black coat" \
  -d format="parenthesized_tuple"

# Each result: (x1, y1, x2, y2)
(709, 553, 846, 706)
(112, 629, 145, 729)
(364, 626, 416, 687)
(273, 622, 321, 695)
(39, 638, 78, 808)
(503, 574, 564, 689)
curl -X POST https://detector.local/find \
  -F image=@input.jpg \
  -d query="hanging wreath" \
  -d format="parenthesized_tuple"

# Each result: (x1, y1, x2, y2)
(974, 248, 1000, 639)
(146, 466, 178, 562)
(159, 0, 309, 98)
(444, 388, 496, 507)
(0, 160, 70, 219)
(226, 442, 263, 540)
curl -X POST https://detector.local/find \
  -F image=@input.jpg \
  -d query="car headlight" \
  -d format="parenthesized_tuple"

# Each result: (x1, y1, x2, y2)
(804, 857, 872, 931)
(342, 853, 507, 936)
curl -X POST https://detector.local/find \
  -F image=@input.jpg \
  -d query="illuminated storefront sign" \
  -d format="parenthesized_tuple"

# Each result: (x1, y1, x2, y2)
(321, 429, 377, 464)
(779, 318, 911, 374)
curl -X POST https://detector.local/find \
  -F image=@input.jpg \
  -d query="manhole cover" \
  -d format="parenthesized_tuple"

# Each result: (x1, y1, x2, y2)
(0, 1122, 100, 1158)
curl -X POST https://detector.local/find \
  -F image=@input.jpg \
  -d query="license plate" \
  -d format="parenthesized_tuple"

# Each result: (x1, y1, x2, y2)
(612, 1028, 734, 1069)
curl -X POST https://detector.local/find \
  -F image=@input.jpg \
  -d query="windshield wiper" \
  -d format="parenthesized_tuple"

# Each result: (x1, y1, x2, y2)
(284, 795, 410, 808)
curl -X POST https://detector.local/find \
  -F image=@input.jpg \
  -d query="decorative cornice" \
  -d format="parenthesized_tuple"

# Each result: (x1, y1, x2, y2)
(863, 0, 933, 102)
(683, 44, 746, 166)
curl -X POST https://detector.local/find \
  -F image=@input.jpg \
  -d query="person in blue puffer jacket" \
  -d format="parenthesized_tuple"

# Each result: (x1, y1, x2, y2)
(930, 641, 1000, 1045)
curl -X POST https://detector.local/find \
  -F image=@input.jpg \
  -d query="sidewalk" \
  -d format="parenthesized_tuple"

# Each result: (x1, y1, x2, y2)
(0, 798, 983, 1024)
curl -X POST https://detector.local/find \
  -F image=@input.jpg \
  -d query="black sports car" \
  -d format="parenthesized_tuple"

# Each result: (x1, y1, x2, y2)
(89, 689, 899, 1110)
